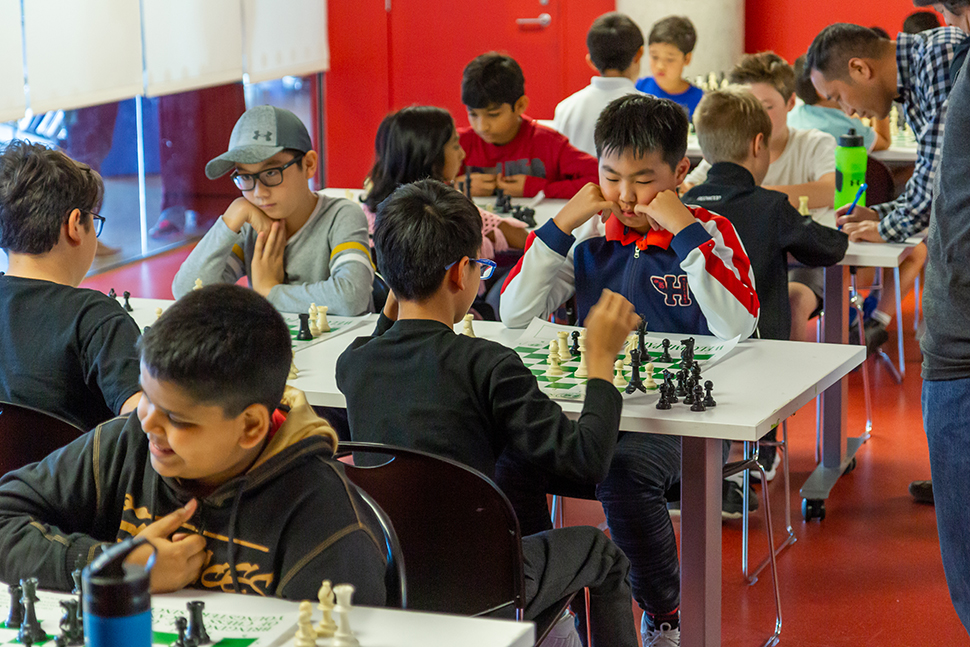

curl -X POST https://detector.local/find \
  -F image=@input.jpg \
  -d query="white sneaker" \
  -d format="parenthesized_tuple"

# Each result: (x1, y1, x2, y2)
(641, 614, 680, 647)
(538, 609, 582, 647)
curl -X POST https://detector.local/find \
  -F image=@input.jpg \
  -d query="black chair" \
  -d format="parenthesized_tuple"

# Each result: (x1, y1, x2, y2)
(865, 156, 895, 206)
(352, 486, 407, 609)
(0, 401, 84, 475)
(372, 272, 390, 313)
(335, 442, 573, 645)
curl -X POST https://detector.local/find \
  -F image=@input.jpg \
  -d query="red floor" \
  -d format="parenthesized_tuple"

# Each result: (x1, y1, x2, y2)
(82, 255, 967, 646)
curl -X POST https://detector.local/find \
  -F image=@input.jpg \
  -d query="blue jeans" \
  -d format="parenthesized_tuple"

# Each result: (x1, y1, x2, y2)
(495, 431, 683, 617)
(923, 377, 970, 637)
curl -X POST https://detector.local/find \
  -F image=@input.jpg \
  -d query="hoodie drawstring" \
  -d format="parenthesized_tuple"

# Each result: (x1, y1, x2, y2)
(226, 481, 246, 594)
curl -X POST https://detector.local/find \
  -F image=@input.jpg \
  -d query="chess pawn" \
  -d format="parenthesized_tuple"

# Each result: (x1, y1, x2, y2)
(294, 601, 318, 647)
(691, 383, 707, 412)
(308, 304, 320, 336)
(644, 362, 656, 389)
(332, 585, 359, 647)
(193, 278, 203, 291)
(316, 306, 331, 333)
(545, 342, 564, 377)
(798, 196, 810, 217)
(288, 351, 299, 379)
(316, 580, 337, 638)
(703, 380, 717, 407)
(461, 313, 475, 337)
(613, 359, 628, 388)
(155, 307, 163, 320)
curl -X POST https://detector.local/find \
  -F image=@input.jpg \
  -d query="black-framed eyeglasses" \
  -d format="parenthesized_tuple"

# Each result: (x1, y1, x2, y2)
(88, 212, 105, 238)
(445, 257, 497, 280)
(230, 153, 305, 191)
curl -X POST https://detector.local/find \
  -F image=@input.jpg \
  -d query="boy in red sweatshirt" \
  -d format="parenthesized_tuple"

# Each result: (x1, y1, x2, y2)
(460, 52, 598, 199)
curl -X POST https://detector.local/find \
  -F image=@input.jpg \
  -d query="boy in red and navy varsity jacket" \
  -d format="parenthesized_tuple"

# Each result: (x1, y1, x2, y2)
(459, 52, 598, 199)
(499, 94, 759, 646)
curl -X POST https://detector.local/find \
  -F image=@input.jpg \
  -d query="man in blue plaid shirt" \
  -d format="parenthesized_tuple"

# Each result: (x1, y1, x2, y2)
(806, 22, 967, 347)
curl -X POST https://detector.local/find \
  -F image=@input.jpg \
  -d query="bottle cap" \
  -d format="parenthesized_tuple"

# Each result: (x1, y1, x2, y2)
(838, 128, 865, 148)
(82, 536, 156, 618)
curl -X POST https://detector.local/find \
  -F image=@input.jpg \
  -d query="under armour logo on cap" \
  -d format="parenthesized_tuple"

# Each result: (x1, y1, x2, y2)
(253, 130, 273, 141)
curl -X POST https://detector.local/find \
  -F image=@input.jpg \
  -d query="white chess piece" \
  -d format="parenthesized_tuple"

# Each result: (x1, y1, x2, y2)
(461, 313, 475, 337)
(332, 584, 360, 647)
(155, 307, 163, 320)
(294, 600, 318, 647)
(309, 303, 318, 318)
(613, 360, 628, 388)
(288, 361, 299, 380)
(308, 305, 320, 337)
(317, 580, 337, 638)
(623, 334, 636, 366)
(193, 278, 203, 291)
(316, 306, 331, 333)
(545, 341, 564, 377)
(557, 331, 570, 363)
(575, 345, 588, 378)
(644, 362, 657, 389)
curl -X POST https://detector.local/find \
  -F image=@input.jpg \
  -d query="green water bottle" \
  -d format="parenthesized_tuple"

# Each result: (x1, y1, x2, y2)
(834, 128, 867, 209)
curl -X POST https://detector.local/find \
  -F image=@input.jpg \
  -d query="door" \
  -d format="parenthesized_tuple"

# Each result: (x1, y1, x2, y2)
(389, 0, 565, 122)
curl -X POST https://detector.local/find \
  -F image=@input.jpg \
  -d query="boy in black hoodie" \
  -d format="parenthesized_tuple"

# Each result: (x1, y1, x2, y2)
(0, 285, 387, 604)
(337, 179, 639, 646)
(682, 87, 848, 342)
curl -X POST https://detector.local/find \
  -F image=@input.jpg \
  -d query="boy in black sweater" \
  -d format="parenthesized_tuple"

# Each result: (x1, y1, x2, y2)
(337, 179, 639, 646)
(0, 285, 387, 603)
(683, 87, 847, 341)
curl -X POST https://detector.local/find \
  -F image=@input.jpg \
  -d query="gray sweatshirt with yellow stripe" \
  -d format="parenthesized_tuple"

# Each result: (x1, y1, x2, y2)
(172, 192, 374, 314)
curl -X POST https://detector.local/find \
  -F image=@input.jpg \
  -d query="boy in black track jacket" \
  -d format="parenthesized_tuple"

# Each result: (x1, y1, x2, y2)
(0, 285, 387, 604)
(683, 87, 848, 341)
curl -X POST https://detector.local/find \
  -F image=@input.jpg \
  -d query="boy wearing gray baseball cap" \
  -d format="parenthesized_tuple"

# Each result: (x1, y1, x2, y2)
(172, 105, 373, 315)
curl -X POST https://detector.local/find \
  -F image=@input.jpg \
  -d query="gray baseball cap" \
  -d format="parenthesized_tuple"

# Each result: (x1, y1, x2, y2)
(205, 105, 313, 180)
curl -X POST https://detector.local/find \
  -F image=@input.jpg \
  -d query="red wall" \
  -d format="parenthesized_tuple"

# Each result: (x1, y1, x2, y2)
(745, 0, 926, 62)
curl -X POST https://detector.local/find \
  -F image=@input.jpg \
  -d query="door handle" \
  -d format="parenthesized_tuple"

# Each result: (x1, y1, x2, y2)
(516, 13, 551, 28)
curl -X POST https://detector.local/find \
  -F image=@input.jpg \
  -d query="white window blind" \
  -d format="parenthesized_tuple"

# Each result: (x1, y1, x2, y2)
(243, 0, 329, 84)
(142, 0, 244, 97)
(0, 1, 25, 122)
(22, 0, 143, 114)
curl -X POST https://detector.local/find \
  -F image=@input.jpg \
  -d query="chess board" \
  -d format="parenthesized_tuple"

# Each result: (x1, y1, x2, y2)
(0, 590, 295, 647)
(513, 339, 716, 402)
(283, 314, 367, 353)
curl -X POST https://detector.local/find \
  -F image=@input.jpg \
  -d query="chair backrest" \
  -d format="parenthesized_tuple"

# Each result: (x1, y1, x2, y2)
(336, 442, 525, 616)
(352, 486, 407, 609)
(865, 157, 895, 206)
(0, 401, 84, 475)
(372, 272, 390, 313)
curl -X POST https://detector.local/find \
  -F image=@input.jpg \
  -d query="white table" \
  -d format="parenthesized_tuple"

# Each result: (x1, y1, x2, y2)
(686, 137, 918, 165)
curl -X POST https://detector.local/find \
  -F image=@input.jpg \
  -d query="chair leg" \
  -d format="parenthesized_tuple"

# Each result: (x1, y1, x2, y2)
(549, 495, 564, 529)
(743, 422, 797, 583)
(815, 313, 823, 463)
(739, 442, 783, 647)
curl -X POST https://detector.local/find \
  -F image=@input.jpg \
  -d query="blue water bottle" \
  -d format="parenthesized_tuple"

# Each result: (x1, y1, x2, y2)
(82, 536, 155, 647)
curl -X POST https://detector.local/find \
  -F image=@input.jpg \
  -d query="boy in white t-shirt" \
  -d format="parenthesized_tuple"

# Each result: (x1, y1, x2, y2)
(682, 52, 837, 342)
(553, 12, 645, 157)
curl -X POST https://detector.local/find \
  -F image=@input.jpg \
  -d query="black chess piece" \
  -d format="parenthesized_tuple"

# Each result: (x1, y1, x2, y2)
(691, 362, 701, 383)
(683, 378, 695, 405)
(122, 290, 133, 312)
(676, 369, 688, 397)
(637, 318, 648, 357)
(186, 601, 210, 645)
(464, 168, 472, 199)
(71, 569, 83, 631)
(172, 616, 198, 647)
(703, 380, 717, 407)
(690, 383, 707, 411)
(656, 382, 672, 410)
(18, 578, 46, 644)
(662, 369, 678, 404)
(6, 583, 23, 629)
(511, 205, 537, 227)
(107, 288, 116, 299)
(625, 347, 647, 394)
(58, 600, 83, 646)
(660, 339, 672, 363)
(296, 312, 314, 340)
(570, 330, 581, 356)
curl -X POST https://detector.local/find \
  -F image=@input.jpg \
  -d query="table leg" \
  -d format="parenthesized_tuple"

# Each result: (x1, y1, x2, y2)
(801, 265, 861, 508)
(680, 436, 722, 647)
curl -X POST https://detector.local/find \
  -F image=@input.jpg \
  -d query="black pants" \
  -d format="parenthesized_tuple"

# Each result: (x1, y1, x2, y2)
(520, 527, 637, 647)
